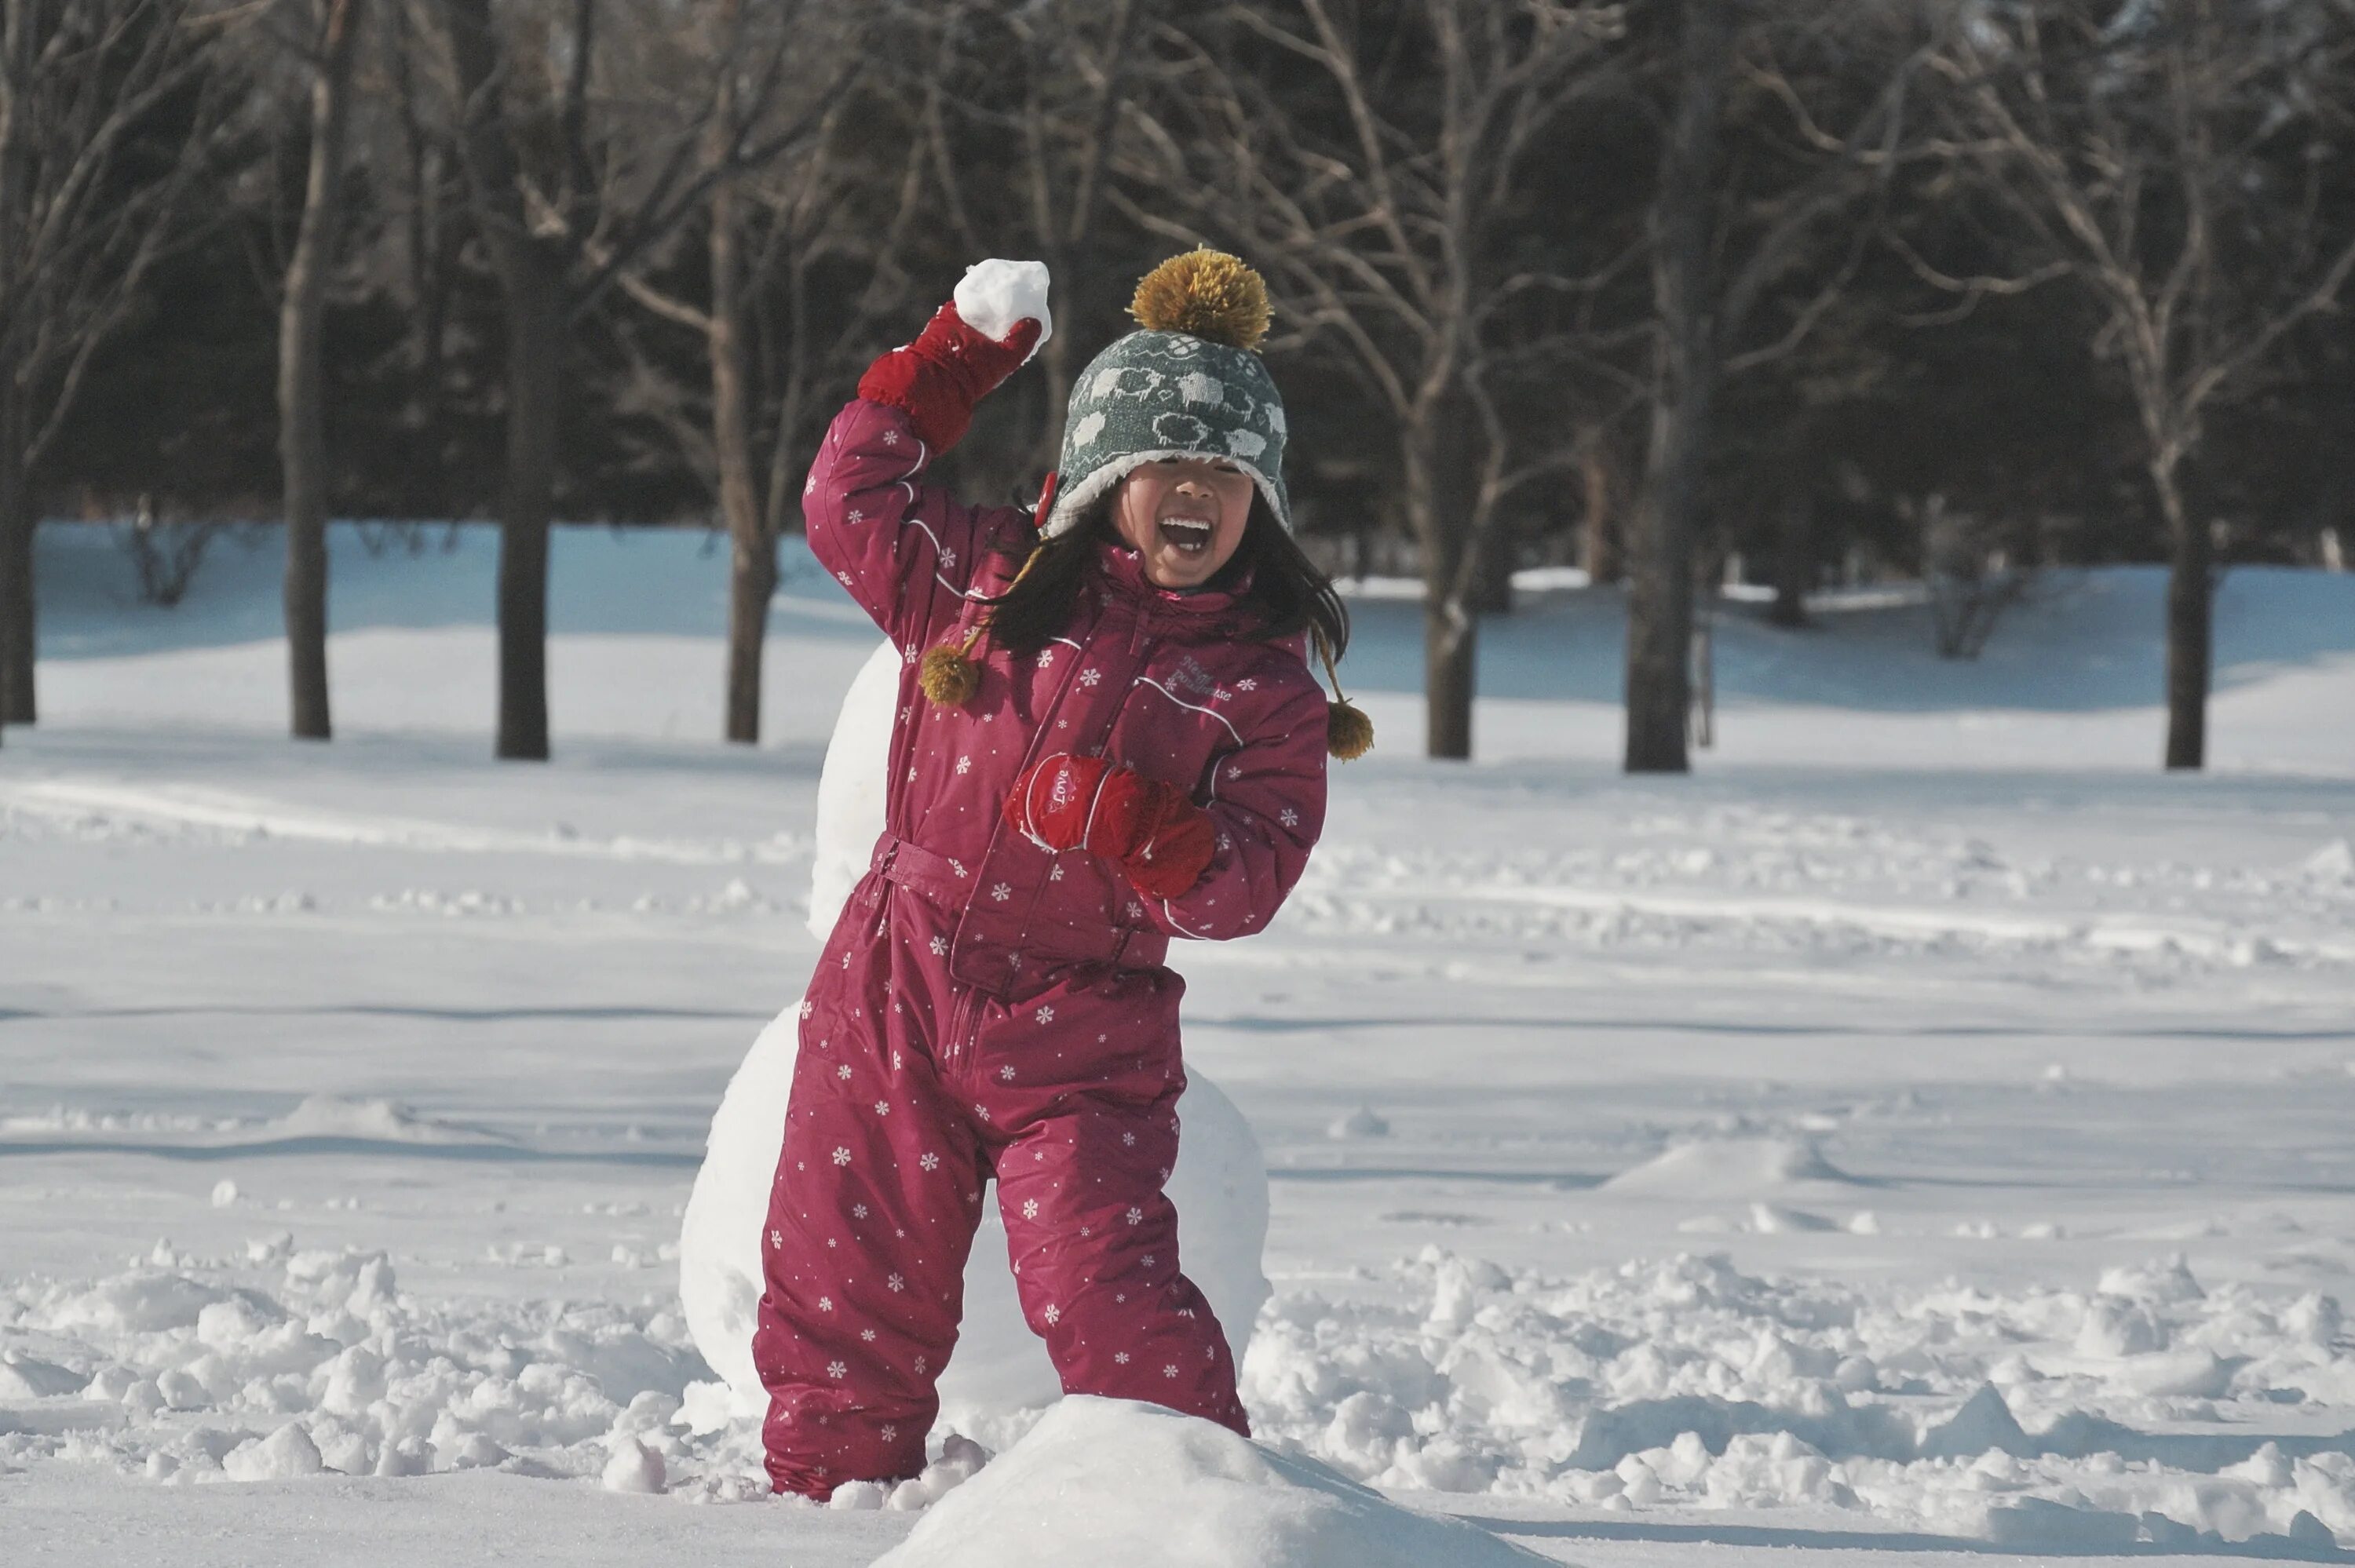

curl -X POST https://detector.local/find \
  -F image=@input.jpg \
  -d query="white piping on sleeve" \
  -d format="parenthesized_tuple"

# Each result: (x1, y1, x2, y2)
(1159, 897, 1214, 939)
(893, 509, 981, 599)
(1081, 762, 1113, 851)
(1134, 676, 1243, 746)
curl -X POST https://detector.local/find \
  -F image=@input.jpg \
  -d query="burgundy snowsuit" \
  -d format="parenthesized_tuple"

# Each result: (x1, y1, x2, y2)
(753, 398, 1330, 1497)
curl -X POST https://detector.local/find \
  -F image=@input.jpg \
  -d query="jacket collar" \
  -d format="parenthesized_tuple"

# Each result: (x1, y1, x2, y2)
(1092, 538, 1255, 619)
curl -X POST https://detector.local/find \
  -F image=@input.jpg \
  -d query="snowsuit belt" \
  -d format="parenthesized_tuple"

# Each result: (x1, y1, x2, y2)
(870, 833, 1169, 981)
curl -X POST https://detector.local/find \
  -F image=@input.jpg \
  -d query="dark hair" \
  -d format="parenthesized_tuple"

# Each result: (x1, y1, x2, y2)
(984, 490, 1350, 665)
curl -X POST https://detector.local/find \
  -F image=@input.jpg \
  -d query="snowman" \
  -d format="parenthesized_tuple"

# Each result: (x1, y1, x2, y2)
(677, 640, 1272, 1425)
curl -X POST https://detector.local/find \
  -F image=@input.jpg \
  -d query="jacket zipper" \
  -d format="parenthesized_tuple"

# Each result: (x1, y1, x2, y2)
(942, 983, 982, 1084)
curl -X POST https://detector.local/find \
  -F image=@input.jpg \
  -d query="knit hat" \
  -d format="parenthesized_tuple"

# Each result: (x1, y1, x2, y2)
(1040, 250, 1291, 539)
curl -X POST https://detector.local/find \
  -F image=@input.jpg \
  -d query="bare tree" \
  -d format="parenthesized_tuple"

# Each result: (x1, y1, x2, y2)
(0, 0, 232, 731)
(1929, 0, 2355, 769)
(598, 0, 893, 745)
(433, 0, 830, 760)
(1624, 0, 1935, 773)
(279, 0, 364, 741)
(1124, 0, 1624, 760)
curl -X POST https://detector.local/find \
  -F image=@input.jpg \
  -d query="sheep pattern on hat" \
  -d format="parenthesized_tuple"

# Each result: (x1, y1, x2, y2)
(1042, 330, 1291, 538)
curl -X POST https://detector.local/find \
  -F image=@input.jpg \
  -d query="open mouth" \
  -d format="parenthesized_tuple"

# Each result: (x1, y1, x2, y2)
(1156, 516, 1214, 556)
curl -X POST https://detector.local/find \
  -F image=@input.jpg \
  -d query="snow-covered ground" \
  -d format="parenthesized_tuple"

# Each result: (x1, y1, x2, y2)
(5, 521, 2354, 1566)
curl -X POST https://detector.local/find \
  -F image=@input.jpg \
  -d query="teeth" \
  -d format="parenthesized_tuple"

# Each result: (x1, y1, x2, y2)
(1158, 516, 1212, 554)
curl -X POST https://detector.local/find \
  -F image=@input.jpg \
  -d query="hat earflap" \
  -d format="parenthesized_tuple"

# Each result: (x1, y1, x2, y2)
(1313, 629, 1373, 760)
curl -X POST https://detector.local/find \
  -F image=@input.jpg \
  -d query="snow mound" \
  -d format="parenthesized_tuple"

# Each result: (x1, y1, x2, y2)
(1603, 1136, 1859, 1197)
(873, 1395, 1550, 1568)
(272, 1094, 493, 1145)
(806, 639, 903, 939)
(2304, 839, 2355, 882)
(677, 1003, 801, 1420)
(953, 259, 1053, 356)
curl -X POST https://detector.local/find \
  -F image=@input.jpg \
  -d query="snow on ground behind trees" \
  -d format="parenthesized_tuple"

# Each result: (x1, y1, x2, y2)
(2, 522, 2353, 1566)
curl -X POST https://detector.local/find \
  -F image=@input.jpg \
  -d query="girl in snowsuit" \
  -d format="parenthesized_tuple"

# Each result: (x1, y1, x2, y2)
(752, 250, 1368, 1497)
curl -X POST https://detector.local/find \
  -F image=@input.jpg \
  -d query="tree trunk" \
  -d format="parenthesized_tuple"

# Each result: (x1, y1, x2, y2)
(494, 281, 560, 761)
(447, 0, 561, 761)
(1625, 0, 1732, 775)
(0, 385, 31, 728)
(1425, 581, 1475, 758)
(1468, 527, 1513, 614)
(1769, 488, 1811, 628)
(2155, 458, 2209, 771)
(0, 10, 31, 730)
(1579, 425, 1619, 585)
(1411, 391, 1477, 760)
(280, 0, 360, 742)
(710, 99, 773, 745)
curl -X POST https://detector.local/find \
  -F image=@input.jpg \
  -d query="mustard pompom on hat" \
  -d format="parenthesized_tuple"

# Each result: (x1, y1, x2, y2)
(1041, 249, 1292, 539)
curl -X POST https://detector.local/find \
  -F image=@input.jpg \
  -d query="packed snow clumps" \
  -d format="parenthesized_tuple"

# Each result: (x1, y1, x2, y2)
(679, 635, 1271, 1429)
(1242, 1246, 2355, 1548)
(0, 1238, 721, 1490)
(953, 258, 1053, 357)
(874, 1396, 1550, 1568)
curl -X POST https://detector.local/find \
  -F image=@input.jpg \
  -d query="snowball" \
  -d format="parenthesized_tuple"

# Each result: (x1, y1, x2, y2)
(953, 260, 1052, 358)
(681, 637, 1272, 1420)
(885, 1433, 992, 1511)
(210, 1180, 239, 1208)
(601, 1437, 667, 1495)
(1327, 1106, 1389, 1140)
(872, 1397, 1550, 1568)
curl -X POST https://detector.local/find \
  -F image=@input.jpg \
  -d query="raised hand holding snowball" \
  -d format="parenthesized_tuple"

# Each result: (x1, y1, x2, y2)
(855, 259, 1051, 451)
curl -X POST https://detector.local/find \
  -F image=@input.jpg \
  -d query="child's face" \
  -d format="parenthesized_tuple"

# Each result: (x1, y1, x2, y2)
(1109, 458, 1256, 589)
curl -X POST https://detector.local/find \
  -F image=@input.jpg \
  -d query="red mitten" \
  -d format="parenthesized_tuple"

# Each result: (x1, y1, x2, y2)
(1004, 753, 1217, 901)
(857, 302, 1042, 452)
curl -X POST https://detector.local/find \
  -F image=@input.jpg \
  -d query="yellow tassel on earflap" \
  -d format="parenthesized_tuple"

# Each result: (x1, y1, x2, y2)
(917, 542, 1050, 708)
(1314, 629, 1373, 760)
(918, 629, 984, 706)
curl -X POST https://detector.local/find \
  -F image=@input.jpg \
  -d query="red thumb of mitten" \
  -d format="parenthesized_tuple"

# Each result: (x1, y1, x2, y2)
(857, 301, 1042, 451)
(1004, 753, 1217, 901)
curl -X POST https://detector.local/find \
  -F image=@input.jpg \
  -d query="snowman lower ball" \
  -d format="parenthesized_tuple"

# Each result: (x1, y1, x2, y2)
(678, 639, 1271, 1425)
